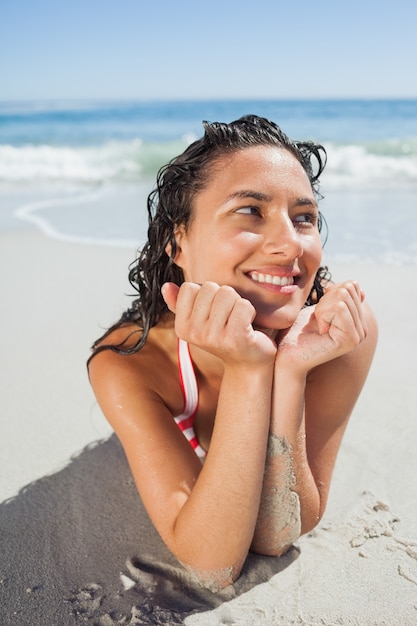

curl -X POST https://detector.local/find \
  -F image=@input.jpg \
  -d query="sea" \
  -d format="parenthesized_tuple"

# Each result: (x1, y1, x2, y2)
(1, 99, 416, 265)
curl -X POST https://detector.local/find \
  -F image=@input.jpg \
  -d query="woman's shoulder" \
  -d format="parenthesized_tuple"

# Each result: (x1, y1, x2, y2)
(91, 314, 176, 364)
(91, 322, 144, 356)
(88, 315, 183, 415)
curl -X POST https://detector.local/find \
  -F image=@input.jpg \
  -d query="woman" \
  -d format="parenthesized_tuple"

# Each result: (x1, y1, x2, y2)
(88, 115, 377, 590)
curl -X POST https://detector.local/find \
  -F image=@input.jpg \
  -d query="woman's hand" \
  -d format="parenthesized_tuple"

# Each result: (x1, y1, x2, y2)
(276, 280, 368, 373)
(162, 281, 277, 367)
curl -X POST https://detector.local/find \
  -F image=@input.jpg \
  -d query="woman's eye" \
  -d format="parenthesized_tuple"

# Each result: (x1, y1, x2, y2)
(235, 206, 261, 216)
(293, 213, 318, 227)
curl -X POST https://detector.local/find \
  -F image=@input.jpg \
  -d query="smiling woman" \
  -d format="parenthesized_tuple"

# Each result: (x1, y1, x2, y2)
(87, 115, 377, 591)
(170, 146, 323, 330)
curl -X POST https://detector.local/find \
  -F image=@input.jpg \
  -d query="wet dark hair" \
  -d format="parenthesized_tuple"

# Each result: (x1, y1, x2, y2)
(90, 114, 330, 359)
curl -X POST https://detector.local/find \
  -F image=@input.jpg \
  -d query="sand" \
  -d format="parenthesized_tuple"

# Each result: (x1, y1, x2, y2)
(1, 227, 417, 625)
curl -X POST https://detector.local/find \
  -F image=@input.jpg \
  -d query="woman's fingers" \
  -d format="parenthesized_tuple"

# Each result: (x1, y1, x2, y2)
(161, 282, 180, 313)
(277, 280, 369, 372)
(175, 282, 235, 336)
(162, 281, 276, 364)
(315, 281, 367, 346)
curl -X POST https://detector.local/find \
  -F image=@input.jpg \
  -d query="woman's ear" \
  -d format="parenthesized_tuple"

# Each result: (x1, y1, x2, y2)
(165, 225, 186, 268)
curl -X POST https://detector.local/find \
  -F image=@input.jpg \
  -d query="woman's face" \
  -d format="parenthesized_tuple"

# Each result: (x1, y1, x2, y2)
(173, 145, 323, 330)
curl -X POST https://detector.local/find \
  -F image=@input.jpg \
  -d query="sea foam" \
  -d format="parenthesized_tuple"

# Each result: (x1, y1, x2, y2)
(0, 139, 189, 184)
(1, 139, 416, 187)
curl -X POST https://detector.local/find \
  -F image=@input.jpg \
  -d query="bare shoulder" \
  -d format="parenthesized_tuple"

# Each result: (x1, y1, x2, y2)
(88, 315, 184, 429)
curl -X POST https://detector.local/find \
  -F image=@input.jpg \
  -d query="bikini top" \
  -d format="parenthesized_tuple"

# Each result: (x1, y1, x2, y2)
(174, 339, 207, 460)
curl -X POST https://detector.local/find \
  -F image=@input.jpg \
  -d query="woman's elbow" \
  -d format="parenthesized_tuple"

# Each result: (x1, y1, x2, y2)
(180, 560, 243, 592)
(250, 541, 295, 558)
(250, 505, 323, 556)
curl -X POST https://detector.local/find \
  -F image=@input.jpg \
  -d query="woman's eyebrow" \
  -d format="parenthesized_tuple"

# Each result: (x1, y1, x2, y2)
(296, 197, 318, 208)
(224, 190, 273, 203)
(224, 190, 318, 208)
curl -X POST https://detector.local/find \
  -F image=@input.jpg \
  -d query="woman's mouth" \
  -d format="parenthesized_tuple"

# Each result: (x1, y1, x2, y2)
(248, 271, 295, 287)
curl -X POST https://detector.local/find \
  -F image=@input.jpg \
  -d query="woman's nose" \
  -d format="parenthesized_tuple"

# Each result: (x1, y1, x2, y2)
(263, 216, 303, 259)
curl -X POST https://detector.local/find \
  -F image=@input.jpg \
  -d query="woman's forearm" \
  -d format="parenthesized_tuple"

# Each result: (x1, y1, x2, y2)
(169, 362, 274, 584)
(251, 366, 320, 555)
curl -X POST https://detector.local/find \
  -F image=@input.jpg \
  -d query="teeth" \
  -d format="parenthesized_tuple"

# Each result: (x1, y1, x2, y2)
(249, 272, 294, 286)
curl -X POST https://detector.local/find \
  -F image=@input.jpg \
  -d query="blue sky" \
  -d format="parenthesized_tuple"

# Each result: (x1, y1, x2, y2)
(1, 0, 416, 100)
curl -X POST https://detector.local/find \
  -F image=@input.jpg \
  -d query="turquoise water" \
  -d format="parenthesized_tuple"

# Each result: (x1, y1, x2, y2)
(0, 99, 416, 263)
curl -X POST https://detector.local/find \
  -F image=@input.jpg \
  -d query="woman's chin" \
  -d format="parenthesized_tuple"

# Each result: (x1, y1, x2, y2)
(254, 309, 299, 333)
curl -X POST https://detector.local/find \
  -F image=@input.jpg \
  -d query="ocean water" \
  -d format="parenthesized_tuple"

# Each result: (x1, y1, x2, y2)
(1, 99, 416, 264)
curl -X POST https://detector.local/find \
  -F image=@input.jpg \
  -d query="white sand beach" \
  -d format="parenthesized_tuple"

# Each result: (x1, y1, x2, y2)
(1, 227, 417, 625)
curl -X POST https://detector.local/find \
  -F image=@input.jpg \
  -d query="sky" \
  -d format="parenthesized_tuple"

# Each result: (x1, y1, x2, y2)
(1, 0, 416, 101)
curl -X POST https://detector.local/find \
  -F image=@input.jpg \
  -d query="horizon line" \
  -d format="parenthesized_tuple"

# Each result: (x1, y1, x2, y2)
(1, 96, 417, 104)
